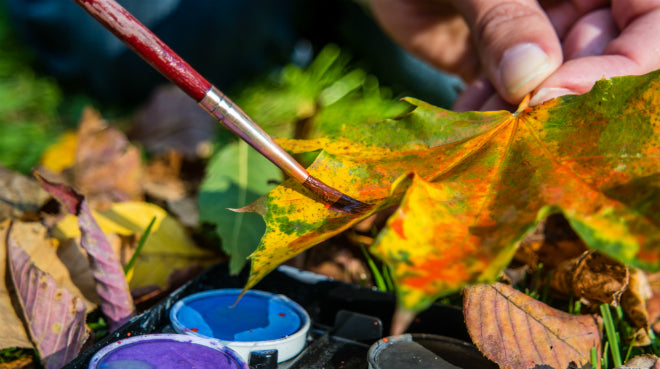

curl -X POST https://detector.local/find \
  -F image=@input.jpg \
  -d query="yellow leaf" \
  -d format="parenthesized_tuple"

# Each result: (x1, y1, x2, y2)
(53, 201, 220, 289)
(39, 131, 78, 173)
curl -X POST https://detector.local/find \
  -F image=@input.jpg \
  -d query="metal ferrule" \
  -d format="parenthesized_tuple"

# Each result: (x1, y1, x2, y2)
(199, 86, 309, 183)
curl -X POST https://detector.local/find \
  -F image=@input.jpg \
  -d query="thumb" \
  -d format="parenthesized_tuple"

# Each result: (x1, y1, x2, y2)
(452, 0, 562, 104)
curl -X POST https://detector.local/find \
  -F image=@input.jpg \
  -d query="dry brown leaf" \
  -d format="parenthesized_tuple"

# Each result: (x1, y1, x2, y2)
(73, 107, 142, 209)
(647, 274, 660, 333)
(0, 167, 50, 222)
(8, 221, 99, 310)
(0, 356, 37, 369)
(0, 220, 32, 350)
(515, 214, 588, 270)
(464, 282, 601, 369)
(7, 229, 88, 369)
(550, 250, 629, 306)
(130, 85, 216, 159)
(615, 354, 660, 369)
(141, 151, 187, 202)
(620, 268, 652, 345)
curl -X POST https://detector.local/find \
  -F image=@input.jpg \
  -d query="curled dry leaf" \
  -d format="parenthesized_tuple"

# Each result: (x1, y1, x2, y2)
(550, 250, 629, 306)
(0, 220, 32, 350)
(35, 171, 134, 331)
(0, 166, 50, 222)
(515, 214, 588, 270)
(7, 221, 88, 369)
(141, 151, 187, 202)
(130, 85, 216, 159)
(7, 221, 99, 310)
(646, 272, 660, 332)
(621, 268, 652, 345)
(73, 107, 142, 208)
(53, 201, 221, 291)
(614, 354, 660, 369)
(464, 282, 601, 369)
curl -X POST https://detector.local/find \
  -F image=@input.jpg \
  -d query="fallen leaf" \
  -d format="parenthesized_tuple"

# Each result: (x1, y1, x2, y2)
(0, 220, 32, 350)
(239, 70, 660, 314)
(550, 251, 629, 306)
(0, 355, 37, 369)
(646, 273, 660, 332)
(35, 172, 134, 331)
(53, 201, 220, 290)
(38, 131, 77, 173)
(515, 213, 588, 270)
(141, 151, 187, 202)
(130, 85, 216, 159)
(464, 282, 601, 369)
(615, 354, 660, 369)
(73, 107, 142, 208)
(7, 221, 98, 310)
(621, 268, 653, 345)
(0, 166, 50, 222)
(7, 221, 88, 369)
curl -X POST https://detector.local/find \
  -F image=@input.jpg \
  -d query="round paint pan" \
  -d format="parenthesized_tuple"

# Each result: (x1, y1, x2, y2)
(368, 333, 498, 369)
(170, 289, 311, 363)
(88, 333, 247, 369)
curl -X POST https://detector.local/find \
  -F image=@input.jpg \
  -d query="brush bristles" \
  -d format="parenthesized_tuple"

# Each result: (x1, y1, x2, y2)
(303, 176, 372, 214)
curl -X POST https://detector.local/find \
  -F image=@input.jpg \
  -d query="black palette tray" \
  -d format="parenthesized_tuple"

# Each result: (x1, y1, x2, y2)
(63, 263, 482, 369)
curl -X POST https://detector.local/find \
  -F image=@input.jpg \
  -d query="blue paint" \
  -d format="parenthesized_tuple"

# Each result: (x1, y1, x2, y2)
(170, 289, 304, 342)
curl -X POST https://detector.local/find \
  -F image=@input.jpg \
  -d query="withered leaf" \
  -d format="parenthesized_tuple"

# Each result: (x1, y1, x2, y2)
(130, 85, 216, 159)
(621, 268, 652, 345)
(550, 251, 629, 306)
(516, 214, 588, 270)
(0, 166, 50, 222)
(35, 172, 134, 331)
(0, 220, 31, 350)
(464, 282, 601, 369)
(615, 355, 660, 369)
(73, 107, 142, 208)
(7, 222, 88, 369)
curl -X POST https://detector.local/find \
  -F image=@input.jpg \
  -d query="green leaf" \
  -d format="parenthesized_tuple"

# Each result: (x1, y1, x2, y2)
(199, 141, 282, 274)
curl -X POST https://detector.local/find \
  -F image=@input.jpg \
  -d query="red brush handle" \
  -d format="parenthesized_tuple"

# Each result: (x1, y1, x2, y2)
(73, 0, 211, 101)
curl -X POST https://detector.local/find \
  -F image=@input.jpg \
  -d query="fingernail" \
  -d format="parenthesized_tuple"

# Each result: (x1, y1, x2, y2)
(529, 87, 576, 106)
(499, 43, 551, 95)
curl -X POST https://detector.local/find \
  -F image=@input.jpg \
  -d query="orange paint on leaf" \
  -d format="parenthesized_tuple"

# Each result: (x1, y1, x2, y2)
(390, 217, 406, 240)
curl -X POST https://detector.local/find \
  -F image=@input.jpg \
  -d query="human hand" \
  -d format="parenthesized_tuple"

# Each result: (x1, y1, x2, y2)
(369, 0, 660, 111)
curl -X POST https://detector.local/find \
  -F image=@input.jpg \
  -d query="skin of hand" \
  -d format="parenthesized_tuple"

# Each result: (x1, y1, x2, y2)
(369, 0, 660, 111)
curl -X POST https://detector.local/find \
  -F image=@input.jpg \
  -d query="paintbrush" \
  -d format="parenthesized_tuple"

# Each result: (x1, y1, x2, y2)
(73, 0, 371, 214)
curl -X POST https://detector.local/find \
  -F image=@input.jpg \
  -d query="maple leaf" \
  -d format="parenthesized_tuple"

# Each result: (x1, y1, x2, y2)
(239, 70, 660, 314)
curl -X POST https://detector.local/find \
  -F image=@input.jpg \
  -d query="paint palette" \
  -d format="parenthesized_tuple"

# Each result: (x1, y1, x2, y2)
(170, 289, 311, 363)
(66, 263, 491, 369)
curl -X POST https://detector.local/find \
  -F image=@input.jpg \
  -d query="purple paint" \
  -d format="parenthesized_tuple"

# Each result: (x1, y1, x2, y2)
(89, 334, 247, 369)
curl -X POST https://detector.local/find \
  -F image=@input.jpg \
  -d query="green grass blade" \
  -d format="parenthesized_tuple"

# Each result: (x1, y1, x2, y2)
(124, 216, 156, 275)
(360, 244, 387, 291)
(591, 346, 599, 369)
(600, 304, 622, 367)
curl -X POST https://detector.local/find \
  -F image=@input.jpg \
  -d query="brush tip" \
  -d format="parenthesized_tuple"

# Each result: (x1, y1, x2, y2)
(332, 194, 373, 214)
(303, 176, 372, 214)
